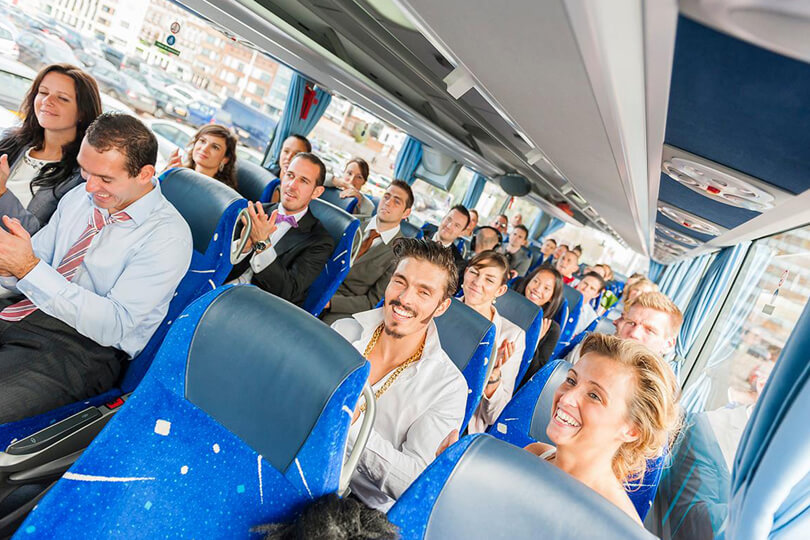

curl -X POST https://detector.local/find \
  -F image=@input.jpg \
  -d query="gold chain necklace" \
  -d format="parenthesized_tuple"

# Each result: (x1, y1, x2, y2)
(359, 323, 427, 413)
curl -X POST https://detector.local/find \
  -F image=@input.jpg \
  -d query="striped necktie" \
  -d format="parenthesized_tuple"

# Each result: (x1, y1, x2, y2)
(0, 208, 131, 322)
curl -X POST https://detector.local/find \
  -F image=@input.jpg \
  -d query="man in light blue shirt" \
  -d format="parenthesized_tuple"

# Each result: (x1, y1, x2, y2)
(0, 113, 192, 423)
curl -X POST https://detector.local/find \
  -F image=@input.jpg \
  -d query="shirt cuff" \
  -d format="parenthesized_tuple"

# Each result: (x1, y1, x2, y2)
(250, 245, 277, 273)
(0, 275, 19, 291)
(230, 240, 250, 265)
(16, 260, 69, 308)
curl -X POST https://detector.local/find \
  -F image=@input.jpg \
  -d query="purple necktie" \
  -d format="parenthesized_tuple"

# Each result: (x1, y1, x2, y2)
(274, 213, 298, 228)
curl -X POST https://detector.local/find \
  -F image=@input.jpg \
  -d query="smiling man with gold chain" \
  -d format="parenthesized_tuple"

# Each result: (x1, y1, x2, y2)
(331, 237, 468, 511)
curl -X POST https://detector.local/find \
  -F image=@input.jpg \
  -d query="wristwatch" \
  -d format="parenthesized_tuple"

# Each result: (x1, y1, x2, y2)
(254, 239, 271, 253)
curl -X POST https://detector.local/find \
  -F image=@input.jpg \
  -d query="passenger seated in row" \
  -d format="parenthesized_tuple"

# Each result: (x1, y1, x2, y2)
(490, 213, 508, 238)
(461, 208, 478, 238)
(0, 113, 192, 423)
(572, 271, 606, 335)
(332, 238, 467, 511)
(539, 237, 557, 265)
(267, 134, 310, 180)
(460, 251, 525, 433)
(439, 333, 682, 526)
(515, 265, 564, 384)
(508, 212, 522, 235)
(500, 223, 531, 277)
(470, 225, 500, 257)
(556, 248, 580, 285)
(0, 63, 102, 234)
(228, 153, 334, 307)
(321, 180, 414, 324)
(323, 157, 375, 216)
(431, 204, 470, 269)
(607, 276, 658, 322)
(163, 124, 238, 188)
(552, 243, 569, 262)
(570, 291, 682, 364)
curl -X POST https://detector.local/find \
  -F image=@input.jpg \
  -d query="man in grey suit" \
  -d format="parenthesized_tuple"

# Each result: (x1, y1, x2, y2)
(322, 180, 414, 324)
(501, 224, 532, 277)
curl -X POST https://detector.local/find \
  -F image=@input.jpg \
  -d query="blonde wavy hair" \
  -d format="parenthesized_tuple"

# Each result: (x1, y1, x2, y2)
(579, 333, 682, 485)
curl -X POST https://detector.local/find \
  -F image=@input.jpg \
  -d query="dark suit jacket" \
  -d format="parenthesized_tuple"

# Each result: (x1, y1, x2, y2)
(227, 203, 335, 306)
(322, 219, 403, 324)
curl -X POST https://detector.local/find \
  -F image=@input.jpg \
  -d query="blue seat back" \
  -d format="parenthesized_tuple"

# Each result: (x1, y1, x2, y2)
(319, 186, 358, 213)
(434, 299, 496, 431)
(552, 285, 583, 359)
(487, 358, 664, 521)
(19, 286, 370, 538)
(420, 222, 438, 238)
(235, 161, 279, 203)
(388, 435, 653, 540)
(369, 194, 380, 213)
(455, 236, 470, 258)
(301, 198, 360, 316)
(494, 290, 544, 386)
(0, 169, 246, 449)
(399, 220, 424, 239)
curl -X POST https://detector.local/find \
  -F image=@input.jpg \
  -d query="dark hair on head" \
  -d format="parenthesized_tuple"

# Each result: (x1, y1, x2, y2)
(513, 224, 529, 237)
(469, 209, 478, 217)
(467, 249, 510, 286)
(449, 204, 471, 229)
(85, 113, 158, 176)
(345, 157, 370, 183)
(286, 133, 312, 153)
(252, 493, 399, 540)
(572, 244, 583, 254)
(388, 179, 414, 209)
(581, 271, 606, 293)
(559, 244, 569, 250)
(289, 152, 326, 186)
(392, 237, 459, 299)
(184, 124, 238, 188)
(546, 238, 557, 246)
(517, 264, 564, 319)
(498, 213, 508, 221)
(0, 63, 102, 196)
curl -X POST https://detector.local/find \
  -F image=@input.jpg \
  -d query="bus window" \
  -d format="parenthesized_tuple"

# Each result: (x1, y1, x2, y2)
(475, 180, 511, 226)
(508, 196, 541, 232)
(654, 224, 810, 539)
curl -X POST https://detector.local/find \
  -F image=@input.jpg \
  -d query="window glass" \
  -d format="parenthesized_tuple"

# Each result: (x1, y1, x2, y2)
(552, 223, 647, 276)
(409, 179, 454, 227)
(507, 197, 541, 234)
(653, 225, 810, 539)
(448, 167, 475, 206)
(475, 180, 510, 227)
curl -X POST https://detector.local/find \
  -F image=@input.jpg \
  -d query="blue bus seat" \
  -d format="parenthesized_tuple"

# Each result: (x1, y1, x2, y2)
(433, 299, 496, 431)
(399, 220, 424, 239)
(494, 290, 544, 387)
(234, 161, 279, 203)
(301, 199, 360, 316)
(0, 169, 245, 451)
(388, 434, 653, 540)
(556, 318, 599, 359)
(486, 358, 665, 521)
(319, 186, 358, 214)
(455, 236, 470, 258)
(551, 285, 583, 359)
(420, 222, 438, 239)
(16, 286, 370, 538)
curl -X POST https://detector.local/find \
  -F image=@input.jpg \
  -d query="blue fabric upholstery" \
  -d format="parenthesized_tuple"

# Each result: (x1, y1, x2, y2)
(301, 199, 359, 316)
(557, 318, 598, 360)
(0, 169, 244, 450)
(551, 285, 582, 359)
(17, 286, 369, 539)
(399, 220, 424, 239)
(420, 222, 438, 239)
(235, 161, 280, 203)
(318, 186, 358, 214)
(486, 358, 663, 521)
(433, 299, 496, 431)
(388, 434, 653, 540)
(494, 290, 543, 387)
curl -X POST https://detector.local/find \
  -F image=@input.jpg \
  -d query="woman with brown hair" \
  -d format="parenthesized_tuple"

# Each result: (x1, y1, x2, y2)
(165, 124, 238, 188)
(0, 63, 102, 233)
(325, 157, 375, 216)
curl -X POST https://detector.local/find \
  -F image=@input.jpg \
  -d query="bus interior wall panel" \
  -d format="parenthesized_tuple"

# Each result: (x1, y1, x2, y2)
(657, 174, 760, 230)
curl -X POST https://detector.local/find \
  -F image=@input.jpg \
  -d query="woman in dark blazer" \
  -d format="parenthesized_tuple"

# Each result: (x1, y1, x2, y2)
(0, 63, 102, 234)
(513, 264, 564, 387)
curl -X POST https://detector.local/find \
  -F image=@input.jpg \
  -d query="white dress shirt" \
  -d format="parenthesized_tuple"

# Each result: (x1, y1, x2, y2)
(467, 308, 526, 434)
(228, 205, 308, 284)
(0, 181, 192, 357)
(332, 307, 468, 511)
(363, 216, 400, 249)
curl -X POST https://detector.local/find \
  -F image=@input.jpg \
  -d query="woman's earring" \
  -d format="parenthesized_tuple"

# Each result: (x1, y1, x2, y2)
(219, 162, 225, 172)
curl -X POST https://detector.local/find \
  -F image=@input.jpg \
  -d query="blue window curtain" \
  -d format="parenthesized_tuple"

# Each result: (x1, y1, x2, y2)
(674, 243, 750, 361)
(528, 211, 546, 239)
(394, 135, 423, 185)
(540, 217, 566, 239)
(681, 244, 771, 414)
(649, 261, 666, 283)
(724, 293, 810, 539)
(670, 254, 712, 312)
(264, 72, 332, 167)
(461, 173, 487, 208)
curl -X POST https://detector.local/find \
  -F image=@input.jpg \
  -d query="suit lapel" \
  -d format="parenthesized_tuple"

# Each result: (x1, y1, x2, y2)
(274, 209, 317, 256)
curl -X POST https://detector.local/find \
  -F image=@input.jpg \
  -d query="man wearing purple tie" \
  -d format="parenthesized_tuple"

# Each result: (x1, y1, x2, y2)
(0, 113, 192, 423)
(227, 153, 335, 306)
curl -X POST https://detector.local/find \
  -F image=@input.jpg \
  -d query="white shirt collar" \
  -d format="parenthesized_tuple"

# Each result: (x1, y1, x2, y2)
(278, 204, 308, 222)
(432, 231, 453, 248)
(365, 216, 400, 245)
